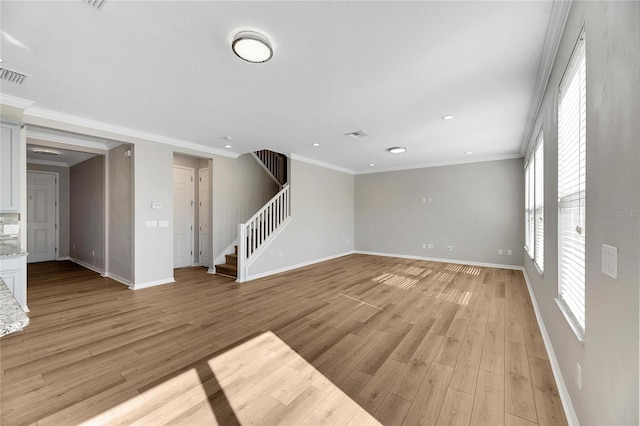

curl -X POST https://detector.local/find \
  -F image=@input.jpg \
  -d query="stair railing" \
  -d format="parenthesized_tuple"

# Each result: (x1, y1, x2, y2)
(237, 184, 290, 282)
(254, 150, 286, 186)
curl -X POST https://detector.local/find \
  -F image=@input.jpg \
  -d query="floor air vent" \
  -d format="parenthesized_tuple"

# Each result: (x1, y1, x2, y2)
(0, 68, 27, 84)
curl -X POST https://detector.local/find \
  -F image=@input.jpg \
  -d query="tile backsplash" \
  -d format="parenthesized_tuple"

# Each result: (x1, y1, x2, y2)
(0, 212, 21, 250)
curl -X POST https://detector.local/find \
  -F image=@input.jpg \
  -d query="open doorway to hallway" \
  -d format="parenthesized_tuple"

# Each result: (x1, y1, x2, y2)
(25, 126, 134, 286)
(173, 153, 211, 270)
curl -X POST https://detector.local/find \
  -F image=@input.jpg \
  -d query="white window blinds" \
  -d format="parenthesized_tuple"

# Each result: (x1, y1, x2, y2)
(557, 31, 586, 334)
(525, 160, 534, 258)
(534, 134, 544, 273)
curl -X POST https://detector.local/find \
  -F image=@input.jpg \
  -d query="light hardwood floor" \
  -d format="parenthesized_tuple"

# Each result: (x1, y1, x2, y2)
(0, 255, 567, 425)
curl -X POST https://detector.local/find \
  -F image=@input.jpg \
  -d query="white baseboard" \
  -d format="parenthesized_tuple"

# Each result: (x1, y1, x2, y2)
(70, 257, 105, 276)
(245, 250, 355, 282)
(131, 277, 175, 290)
(57, 256, 70, 261)
(106, 272, 131, 287)
(355, 250, 525, 271)
(522, 268, 579, 426)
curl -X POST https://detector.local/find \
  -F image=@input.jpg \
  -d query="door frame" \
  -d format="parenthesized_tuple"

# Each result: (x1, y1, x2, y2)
(173, 165, 195, 268)
(26, 170, 60, 262)
(198, 166, 210, 268)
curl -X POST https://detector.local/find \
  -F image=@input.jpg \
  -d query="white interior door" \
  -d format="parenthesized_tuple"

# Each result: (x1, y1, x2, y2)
(198, 168, 210, 268)
(173, 166, 194, 268)
(27, 172, 57, 263)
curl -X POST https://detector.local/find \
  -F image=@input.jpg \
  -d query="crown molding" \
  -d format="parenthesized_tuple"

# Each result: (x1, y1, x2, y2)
(27, 158, 70, 168)
(520, 0, 573, 156)
(355, 153, 523, 175)
(27, 129, 112, 152)
(24, 107, 240, 159)
(289, 153, 355, 175)
(0, 93, 34, 109)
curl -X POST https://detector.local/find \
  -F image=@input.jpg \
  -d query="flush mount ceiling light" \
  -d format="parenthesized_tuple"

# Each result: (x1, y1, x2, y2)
(232, 31, 273, 63)
(312, 143, 320, 147)
(224, 144, 232, 149)
(465, 151, 473, 155)
(388, 146, 407, 154)
(32, 148, 59, 156)
(442, 115, 454, 120)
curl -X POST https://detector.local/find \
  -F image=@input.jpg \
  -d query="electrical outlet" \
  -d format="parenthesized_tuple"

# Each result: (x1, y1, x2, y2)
(73, 244, 75, 250)
(346, 239, 350, 245)
(507, 249, 512, 256)
(422, 243, 426, 249)
(422, 197, 426, 203)
(577, 363, 582, 390)
(278, 250, 283, 259)
(428, 244, 434, 249)
(92, 250, 95, 257)
(447, 245, 453, 251)
(498, 249, 503, 255)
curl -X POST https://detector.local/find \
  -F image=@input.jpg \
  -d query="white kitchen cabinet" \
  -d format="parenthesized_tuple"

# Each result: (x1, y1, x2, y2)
(0, 256, 27, 310)
(1, 122, 20, 212)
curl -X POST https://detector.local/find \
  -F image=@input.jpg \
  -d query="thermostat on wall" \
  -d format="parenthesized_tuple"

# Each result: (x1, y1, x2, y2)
(151, 202, 163, 210)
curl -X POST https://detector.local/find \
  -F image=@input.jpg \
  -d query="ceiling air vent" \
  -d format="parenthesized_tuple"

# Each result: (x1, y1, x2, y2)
(0, 68, 27, 85)
(83, 0, 104, 9)
(344, 130, 370, 139)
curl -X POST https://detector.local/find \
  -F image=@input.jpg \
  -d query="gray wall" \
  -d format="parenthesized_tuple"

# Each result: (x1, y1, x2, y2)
(70, 155, 105, 270)
(355, 158, 524, 266)
(247, 159, 354, 277)
(523, 2, 640, 424)
(26, 163, 70, 258)
(108, 145, 133, 283)
(212, 154, 279, 263)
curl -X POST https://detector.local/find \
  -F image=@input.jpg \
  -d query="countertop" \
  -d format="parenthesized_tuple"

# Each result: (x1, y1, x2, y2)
(0, 277, 29, 337)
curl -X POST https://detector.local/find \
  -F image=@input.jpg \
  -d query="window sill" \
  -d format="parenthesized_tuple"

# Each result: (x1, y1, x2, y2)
(555, 298, 585, 342)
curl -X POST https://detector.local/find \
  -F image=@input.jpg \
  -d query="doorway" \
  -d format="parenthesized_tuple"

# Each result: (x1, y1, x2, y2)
(173, 165, 194, 268)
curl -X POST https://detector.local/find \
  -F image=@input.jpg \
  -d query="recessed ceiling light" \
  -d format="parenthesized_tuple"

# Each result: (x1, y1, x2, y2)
(442, 115, 454, 120)
(224, 145, 232, 149)
(465, 151, 473, 155)
(232, 31, 273, 63)
(369, 163, 375, 167)
(388, 146, 407, 154)
(32, 148, 59, 156)
(312, 143, 320, 147)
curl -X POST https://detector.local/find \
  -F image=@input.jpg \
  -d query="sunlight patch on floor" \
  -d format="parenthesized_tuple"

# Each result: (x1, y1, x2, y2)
(372, 272, 420, 290)
(445, 264, 481, 276)
(82, 332, 381, 425)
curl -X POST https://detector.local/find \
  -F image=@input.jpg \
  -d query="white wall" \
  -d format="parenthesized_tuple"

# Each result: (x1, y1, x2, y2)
(355, 158, 524, 267)
(247, 159, 355, 278)
(523, 2, 640, 424)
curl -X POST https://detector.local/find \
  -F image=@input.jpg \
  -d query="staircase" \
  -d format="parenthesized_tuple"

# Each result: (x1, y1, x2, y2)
(214, 150, 290, 280)
(215, 245, 238, 278)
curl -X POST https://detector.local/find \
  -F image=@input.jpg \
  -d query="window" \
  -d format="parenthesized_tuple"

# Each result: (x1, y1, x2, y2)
(557, 31, 586, 336)
(534, 134, 544, 273)
(525, 159, 534, 258)
(524, 130, 544, 273)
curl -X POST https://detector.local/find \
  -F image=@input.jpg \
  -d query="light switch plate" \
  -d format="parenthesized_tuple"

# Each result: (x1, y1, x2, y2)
(601, 244, 618, 279)
(146, 220, 158, 228)
(158, 220, 169, 228)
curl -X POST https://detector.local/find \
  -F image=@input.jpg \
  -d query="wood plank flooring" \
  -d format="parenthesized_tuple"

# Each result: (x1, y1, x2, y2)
(0, 255, 567, 425)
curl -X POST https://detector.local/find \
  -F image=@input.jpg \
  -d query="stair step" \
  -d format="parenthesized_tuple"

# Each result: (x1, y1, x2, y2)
(225, 253, 237, 264)
(215, 263, 237, 279)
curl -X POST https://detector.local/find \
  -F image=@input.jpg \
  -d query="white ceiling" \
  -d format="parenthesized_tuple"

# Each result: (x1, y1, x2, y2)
(1, 1, 556, 173)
